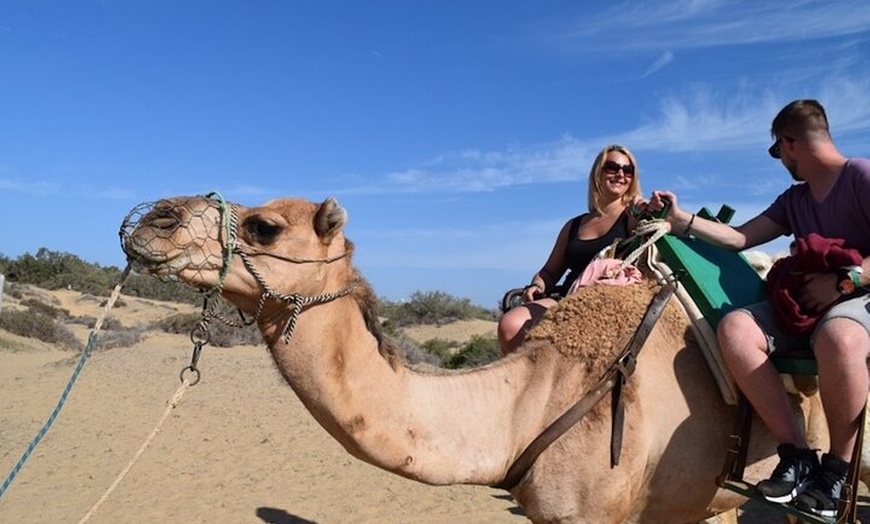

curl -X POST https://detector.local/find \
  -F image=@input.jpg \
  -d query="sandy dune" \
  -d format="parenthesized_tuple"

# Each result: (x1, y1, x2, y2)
(0, 289, 524, 523)
(0, 333, 526, 524)
(1, 287, 867, 523)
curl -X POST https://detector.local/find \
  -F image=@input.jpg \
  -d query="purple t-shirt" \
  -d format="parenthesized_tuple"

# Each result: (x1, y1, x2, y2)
(763, 158, 870, 256)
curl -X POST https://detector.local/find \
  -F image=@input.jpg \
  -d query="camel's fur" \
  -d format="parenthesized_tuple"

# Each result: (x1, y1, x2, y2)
(121, 195, 831, 524)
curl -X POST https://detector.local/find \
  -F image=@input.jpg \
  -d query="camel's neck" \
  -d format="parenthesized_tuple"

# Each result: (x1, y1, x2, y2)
(261, 297, 562, 486)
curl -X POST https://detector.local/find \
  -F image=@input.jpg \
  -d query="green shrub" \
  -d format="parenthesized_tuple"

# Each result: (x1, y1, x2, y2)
(1, 250, 495, 317)
(379, 291, 496, 327)
(443, 335, 500, 369)
(0, 248, 202, 304)
(419, 338, 458, 362)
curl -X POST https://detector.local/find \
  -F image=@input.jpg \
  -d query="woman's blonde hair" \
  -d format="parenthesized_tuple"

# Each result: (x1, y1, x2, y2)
(587, 144, 642, 213)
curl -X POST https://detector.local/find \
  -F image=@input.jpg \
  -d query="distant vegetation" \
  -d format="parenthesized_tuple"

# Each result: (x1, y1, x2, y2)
(379, 290, 497, 326)
(0, 248, 202, 304)
(0, 249, 500, 367)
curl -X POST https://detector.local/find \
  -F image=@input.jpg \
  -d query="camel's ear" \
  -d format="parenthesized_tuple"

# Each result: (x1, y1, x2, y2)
(314, 197, 347, 242)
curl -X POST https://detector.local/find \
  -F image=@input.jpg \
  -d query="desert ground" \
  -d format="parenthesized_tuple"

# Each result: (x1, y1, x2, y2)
(0, 287, 866, 523)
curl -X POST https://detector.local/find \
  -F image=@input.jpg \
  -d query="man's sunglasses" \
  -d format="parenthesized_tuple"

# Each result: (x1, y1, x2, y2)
(768, 136, 795, 159)
(602, 160, 635, 176)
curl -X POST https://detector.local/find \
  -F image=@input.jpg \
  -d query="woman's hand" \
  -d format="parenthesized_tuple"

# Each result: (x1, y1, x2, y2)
(522, 283, 544, 302)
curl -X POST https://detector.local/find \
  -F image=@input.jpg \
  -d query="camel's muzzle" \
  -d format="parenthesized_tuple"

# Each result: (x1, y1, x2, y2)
(118, 194, 236, 289)
(119, 199, 180, 269)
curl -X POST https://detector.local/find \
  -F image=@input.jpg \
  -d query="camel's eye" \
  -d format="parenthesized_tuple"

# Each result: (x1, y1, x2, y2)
(244, 218, 282, 244)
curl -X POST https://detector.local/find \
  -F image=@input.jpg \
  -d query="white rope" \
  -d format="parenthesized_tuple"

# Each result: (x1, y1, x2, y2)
(77, 379, 192, 524)
(616, 219, 671, 273)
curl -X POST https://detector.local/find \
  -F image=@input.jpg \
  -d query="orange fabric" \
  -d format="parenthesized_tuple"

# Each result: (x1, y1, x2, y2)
(765, 233, 862, 336)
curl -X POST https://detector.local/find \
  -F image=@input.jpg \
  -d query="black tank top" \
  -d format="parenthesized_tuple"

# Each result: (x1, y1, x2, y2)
(561, 212, 630, 288)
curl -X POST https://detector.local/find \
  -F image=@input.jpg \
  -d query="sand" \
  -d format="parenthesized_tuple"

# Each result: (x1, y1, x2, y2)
(0, 287, 866, 523)
(0, 333, 531, 524)
(0, 289, 526, 524)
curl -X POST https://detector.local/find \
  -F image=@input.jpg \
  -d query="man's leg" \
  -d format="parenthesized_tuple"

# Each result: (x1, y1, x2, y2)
(795, 304, 870, 518)
(813, 318, 869, 460)
(718, 307, 817, 503)
(718, 309, 806, 446)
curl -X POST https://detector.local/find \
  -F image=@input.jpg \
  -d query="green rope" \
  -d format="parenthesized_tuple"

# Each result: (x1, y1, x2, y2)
(0, 266, 130, 500)
(0, 332, 96, 499)
(203, 191, 237, 293)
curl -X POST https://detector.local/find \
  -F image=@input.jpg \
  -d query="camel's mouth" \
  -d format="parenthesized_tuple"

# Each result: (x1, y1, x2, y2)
(119, 195, 232, 290)
(121, 200, 189, 279)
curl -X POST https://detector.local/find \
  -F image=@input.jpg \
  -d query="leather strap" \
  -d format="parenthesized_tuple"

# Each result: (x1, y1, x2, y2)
(493, 283, 675, 490)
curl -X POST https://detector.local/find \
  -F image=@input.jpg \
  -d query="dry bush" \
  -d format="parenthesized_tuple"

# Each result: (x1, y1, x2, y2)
(151, 312, 261, 348)
(91, 327, 145, 351)
(20, 298, 70, 320)
(0, 309, 81, 351)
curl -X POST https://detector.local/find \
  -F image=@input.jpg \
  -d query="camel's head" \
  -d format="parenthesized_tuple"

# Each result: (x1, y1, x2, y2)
(120, 194, 351, 309)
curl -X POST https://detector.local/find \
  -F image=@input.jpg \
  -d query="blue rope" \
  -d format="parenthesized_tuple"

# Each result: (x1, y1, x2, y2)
(0, 331, 96, 500)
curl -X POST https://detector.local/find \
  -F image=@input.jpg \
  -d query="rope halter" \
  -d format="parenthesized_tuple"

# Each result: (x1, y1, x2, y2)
(120, 192, 358, 345)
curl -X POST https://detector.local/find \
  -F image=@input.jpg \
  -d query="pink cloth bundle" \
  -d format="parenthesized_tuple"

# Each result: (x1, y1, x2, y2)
(567, 258, 643, 295)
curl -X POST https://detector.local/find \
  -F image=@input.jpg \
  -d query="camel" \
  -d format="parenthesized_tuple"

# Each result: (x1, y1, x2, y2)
(119, 194, 830, 524)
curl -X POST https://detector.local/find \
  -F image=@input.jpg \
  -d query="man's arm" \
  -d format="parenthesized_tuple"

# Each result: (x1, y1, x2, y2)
(650, 190, 786, 251)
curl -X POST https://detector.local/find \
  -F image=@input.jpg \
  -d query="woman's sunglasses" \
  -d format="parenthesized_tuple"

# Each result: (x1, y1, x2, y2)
(602, 160, 635, 177)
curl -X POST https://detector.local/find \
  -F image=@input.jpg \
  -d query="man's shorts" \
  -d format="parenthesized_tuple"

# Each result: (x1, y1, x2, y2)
(735, 292, 870, 354)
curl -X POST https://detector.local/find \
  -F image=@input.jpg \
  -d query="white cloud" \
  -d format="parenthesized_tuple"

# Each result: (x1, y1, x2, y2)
(643, 51, 675, 78)
(540, 1, 870, 53)
(330, 72, 870, 196)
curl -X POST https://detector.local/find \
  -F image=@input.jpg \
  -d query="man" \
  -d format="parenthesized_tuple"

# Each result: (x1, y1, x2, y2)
(650, 99, 870, 518)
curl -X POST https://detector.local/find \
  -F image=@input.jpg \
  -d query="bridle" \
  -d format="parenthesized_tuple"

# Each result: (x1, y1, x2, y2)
(175, 193, 359, 384)
(230, 246, 357, 342)
(200, 192, 358, 344)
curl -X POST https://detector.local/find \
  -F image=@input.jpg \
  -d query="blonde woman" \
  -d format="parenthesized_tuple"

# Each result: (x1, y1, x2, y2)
(497, 144, 643, 354)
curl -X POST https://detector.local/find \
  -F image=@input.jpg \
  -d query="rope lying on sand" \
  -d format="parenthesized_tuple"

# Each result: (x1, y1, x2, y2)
(77, 379, 192, 524)
(0, 266, 132, 500)
(1, 264, 201, 523)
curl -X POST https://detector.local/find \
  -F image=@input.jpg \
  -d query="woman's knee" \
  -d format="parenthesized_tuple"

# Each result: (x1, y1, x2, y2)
(498, 307, 530, 341)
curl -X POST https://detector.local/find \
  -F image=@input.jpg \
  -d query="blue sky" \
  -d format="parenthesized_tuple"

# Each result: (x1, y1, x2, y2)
(2, 1, 870, 308)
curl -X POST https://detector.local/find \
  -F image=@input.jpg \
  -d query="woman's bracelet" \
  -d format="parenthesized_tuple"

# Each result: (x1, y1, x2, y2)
(682, 213, 696, 237)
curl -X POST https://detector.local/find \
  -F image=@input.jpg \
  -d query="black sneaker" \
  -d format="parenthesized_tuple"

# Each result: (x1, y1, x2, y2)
(794, 453, 849, 518)
(756, 443, 818, 503)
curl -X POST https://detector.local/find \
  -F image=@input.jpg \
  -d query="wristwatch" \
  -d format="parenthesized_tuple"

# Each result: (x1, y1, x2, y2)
(836, 265, 863, 295)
